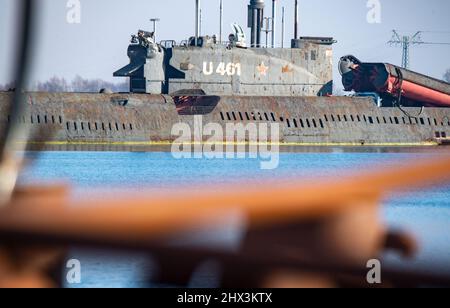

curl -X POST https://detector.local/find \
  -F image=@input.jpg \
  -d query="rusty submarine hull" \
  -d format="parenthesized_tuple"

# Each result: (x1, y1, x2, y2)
(1, 0, 450, 149)
(0, 91, 449, 148)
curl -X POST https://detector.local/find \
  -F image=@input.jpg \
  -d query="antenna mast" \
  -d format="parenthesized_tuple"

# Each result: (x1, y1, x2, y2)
(195, 0, 201, 45)
(219, 0, 223, 43)
(271, 0, 277, 48)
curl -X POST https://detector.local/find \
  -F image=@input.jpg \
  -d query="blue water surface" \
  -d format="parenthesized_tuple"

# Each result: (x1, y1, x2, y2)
(18, 148, 450, 287)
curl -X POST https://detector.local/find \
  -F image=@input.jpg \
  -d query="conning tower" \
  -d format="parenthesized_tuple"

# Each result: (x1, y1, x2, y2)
(114, 0, 335, 97)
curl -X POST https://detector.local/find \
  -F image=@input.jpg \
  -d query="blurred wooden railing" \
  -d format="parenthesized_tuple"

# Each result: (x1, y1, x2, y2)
(0, 155, 449, 287)
(1, 157, 450, 241)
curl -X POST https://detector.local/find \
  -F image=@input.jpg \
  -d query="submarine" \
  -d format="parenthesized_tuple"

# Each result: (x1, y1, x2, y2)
(0, 0, 449, 148)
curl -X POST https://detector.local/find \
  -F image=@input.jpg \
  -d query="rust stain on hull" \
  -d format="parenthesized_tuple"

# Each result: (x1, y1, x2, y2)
(0, 91, 449, 147)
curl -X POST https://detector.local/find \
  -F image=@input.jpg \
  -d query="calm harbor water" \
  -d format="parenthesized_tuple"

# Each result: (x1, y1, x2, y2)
(18, 147, 450, 288)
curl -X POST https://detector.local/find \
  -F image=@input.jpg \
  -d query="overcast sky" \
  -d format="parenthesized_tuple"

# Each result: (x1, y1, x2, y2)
(1, 0, 449, 87)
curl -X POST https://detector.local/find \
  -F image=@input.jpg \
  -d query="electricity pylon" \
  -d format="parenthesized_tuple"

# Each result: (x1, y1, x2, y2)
(388, 30, 423, 69)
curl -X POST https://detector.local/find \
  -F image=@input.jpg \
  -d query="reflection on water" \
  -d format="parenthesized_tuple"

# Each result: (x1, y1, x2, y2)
(18, 146, 450, 288)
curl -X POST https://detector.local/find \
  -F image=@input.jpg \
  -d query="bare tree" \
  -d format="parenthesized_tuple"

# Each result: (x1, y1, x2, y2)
(1, 76, 128, 93)
(29, 76, 128, 93)
(71, 75, 128, 93)
(35, 76, 70, 92)
(0, 81, 15, 91)
(444, 69, 450, 83)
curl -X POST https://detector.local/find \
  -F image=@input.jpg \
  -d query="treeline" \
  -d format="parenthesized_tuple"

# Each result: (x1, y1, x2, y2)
(0, 76, 128, 93)
(2, 70, 449, 93)
(0, 82, 15, 91)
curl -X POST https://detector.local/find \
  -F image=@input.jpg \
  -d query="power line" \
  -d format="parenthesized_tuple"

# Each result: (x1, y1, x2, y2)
(388, 30, 450, 69)
(391, 30, 450, 35)
(421, 42, 450, 45)
(420, 31, 450, 34)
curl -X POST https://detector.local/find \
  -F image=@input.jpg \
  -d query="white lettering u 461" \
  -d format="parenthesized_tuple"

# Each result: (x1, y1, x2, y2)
(203, 62, 242, 76)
